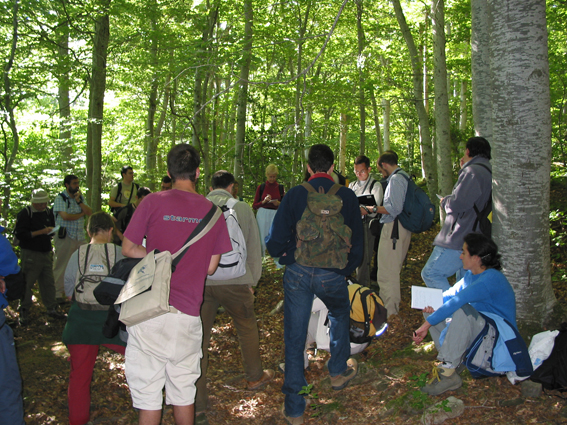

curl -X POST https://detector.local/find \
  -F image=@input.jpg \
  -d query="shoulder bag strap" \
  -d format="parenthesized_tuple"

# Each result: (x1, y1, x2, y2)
(171, 203, 223, 268)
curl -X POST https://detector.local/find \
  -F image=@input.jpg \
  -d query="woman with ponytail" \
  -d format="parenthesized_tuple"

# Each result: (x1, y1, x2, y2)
(411, 233, 519, 396)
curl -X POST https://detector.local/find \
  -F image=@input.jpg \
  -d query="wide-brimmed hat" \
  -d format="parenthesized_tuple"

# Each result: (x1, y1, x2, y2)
(31, 189, 49, 203)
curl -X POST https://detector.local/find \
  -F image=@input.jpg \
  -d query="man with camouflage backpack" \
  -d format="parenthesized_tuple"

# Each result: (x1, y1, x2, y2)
(266, 144, 363, 425)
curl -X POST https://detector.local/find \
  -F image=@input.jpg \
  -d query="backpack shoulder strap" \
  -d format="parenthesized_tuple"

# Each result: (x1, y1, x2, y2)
(469, 162, 492, 174)
(115, 182, 123, 202)
(126, 183, 138, 204)
(226, 197, 239, 209)
(78, 244, 92, 279)
(278, 184, 284, 198)
(327, 184, 342, 196)
(368, 179, 377, 193)
(260, 182, 266, 195)
(59, 192, 71, 208)
(301, 182, 316, 193)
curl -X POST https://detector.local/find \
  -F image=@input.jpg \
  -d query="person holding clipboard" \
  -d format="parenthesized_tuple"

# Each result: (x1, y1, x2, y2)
(348, 155, 383, 287)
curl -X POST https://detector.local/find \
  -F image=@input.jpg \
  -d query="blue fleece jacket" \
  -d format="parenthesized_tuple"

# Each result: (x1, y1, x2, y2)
(427, 268, 516, 327)
(265, 175, 364, 276)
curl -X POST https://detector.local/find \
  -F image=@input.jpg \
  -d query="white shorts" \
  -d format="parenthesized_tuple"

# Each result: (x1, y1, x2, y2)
(125, 311, 203, 409)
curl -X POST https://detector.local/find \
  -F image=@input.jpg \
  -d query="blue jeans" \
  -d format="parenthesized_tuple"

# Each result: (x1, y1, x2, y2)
(0, 311, 25, 425)
(421, 246, 465, 291)
(283, 263, 350, 418)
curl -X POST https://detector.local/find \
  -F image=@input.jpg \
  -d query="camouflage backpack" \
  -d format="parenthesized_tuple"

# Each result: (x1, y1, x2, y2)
(295, 182, 353, 269)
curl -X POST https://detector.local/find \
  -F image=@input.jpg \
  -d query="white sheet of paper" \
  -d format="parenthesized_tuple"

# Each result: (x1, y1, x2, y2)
(48, 225, 60, 235)
(411, 286, 443, 310)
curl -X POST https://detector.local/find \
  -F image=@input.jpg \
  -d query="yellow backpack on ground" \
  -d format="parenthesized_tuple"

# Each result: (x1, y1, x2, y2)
(348, 283, 387, 343)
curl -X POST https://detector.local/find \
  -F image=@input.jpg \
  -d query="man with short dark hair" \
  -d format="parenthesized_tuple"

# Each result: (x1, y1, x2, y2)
(15, 189, 63, 323)
(109, 166, 139, 212)
(53, 175, 92, 300)
(421, 137, 492, 291)
(122, 144, 231, 425)
(266, 144, 363, 425)
(375, 152, 411, 317)
(161, 175, 172, 191)
(195, 170, 272, 420)
(348, 155, 383, 286)
(114, 186, 151, 237)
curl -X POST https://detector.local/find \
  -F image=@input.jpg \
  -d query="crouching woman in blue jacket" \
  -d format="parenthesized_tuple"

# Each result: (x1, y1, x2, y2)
(412, 233, 529, 396)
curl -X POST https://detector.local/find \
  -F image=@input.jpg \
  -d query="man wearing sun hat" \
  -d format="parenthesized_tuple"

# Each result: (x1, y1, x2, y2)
(15, 188, 65, 324)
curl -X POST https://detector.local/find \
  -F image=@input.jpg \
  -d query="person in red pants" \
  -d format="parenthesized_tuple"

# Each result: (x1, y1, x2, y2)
(62, 212, 126, 425)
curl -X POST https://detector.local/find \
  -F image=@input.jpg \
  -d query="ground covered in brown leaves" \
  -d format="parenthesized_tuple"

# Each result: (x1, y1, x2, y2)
(7, 181, 567, 424)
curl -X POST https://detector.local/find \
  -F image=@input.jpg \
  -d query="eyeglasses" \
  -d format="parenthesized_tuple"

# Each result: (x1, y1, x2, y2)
(354, 169, 369, 176)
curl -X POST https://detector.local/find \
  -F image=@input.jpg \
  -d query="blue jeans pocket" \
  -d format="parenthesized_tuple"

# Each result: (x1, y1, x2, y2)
(284, 266, 304, 292)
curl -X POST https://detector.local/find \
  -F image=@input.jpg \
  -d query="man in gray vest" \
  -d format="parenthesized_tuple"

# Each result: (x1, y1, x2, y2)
(195, 171, 273, 422)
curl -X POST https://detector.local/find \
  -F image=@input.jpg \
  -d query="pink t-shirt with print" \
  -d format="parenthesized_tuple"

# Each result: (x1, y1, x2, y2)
(124, 189, 231, 316)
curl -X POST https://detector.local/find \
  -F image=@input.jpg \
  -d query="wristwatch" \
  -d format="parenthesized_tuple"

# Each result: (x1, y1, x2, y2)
(372, 206, 377, 214)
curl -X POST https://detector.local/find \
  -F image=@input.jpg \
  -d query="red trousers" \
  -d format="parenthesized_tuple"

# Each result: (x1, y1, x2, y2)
(67, 344, 126, 425)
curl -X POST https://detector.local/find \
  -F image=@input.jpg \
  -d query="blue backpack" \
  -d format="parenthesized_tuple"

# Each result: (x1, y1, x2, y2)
(393, 170, 435, 233)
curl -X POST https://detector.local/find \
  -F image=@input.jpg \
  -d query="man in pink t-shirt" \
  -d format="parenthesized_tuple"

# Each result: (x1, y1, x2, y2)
(122, 144, 231, 425)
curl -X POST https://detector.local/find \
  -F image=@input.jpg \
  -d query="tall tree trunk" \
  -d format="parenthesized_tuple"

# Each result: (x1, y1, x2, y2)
(392, 0, 437, 199)
(459, 80, 468, 132)
(291, 2, 311, 187)
(471, 0, 493, 140)
(490, 0, 555, 326)
(58, 25, 73, 169)
(356, 0, 366, 156)
(340, 112, 347, 176)
(431, 0, 453, 200)
(86, 10, 109, 212)
(382, 99, 390, 151)
(1, 0, 20, 218)
(145, 8, 160, 191)
(369, 86, 383, 156)
(234, 0, 253, 189)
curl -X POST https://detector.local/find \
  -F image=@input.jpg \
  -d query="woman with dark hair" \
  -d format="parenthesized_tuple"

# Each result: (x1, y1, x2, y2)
(411, 233, 521, 396)
(62, 212, 125, 425)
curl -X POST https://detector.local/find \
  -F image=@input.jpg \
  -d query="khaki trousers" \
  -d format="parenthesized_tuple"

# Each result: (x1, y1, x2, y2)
(377, 220, 411, 317)
(195, 285, 263, 412)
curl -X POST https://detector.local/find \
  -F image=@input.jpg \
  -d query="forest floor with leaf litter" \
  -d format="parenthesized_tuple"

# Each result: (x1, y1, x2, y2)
(7, 181, 567, 424)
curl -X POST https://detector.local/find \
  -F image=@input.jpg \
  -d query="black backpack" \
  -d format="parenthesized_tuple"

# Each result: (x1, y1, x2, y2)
(471, 163, 492, 237)
(111, 182, 139, 213)
(530, 323, 567, 392)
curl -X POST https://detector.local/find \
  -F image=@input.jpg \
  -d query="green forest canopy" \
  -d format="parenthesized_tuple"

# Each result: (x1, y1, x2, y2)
(1, 0, 565, 222)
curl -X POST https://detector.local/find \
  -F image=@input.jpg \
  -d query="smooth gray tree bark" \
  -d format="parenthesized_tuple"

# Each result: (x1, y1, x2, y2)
(86, 9, 109, 212)
(471, 0, 493, 140)
(234, 0, 253, 188)
(431, 0, 453, 200)
(489, 0, 555, 325)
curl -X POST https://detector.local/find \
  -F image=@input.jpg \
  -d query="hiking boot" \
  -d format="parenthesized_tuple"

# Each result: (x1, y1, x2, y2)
(281, 403, 304, 425)
(246, 369, 275, 390)
(330, 358, 358, 390)
(421, 366, 462, 396)
(47, 309, 67, 320)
